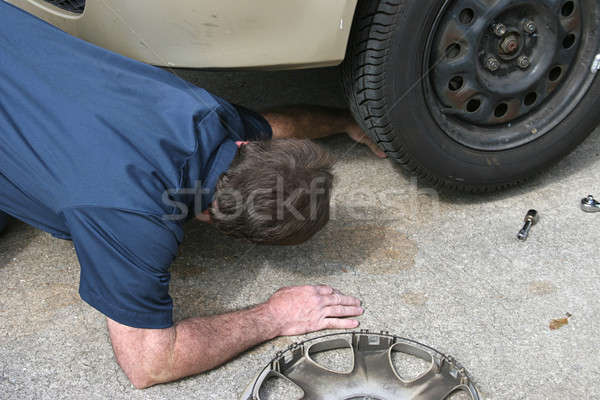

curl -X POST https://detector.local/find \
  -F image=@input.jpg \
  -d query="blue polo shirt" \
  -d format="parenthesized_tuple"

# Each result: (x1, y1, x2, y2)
(0, 3, 272, 328)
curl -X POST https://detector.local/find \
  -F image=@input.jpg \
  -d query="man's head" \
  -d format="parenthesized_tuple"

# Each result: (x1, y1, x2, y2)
(209, 139, 336, 246)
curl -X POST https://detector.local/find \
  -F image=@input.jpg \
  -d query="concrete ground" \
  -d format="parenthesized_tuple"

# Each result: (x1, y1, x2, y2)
(1, 67, 599, 399)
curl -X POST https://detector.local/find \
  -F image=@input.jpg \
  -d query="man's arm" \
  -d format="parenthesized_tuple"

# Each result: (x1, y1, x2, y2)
(107, 285, 363, 389)
(260, 105, 387, 158)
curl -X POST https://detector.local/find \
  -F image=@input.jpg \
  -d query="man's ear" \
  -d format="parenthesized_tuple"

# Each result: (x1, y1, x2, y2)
(195, 208, 213, 224)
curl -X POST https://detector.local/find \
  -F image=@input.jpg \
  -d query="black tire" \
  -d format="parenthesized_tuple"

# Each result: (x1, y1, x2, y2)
(342, 0, 600, 191)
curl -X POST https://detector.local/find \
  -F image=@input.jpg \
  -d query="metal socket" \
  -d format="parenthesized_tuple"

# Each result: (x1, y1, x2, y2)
(517, 209, 539, 241)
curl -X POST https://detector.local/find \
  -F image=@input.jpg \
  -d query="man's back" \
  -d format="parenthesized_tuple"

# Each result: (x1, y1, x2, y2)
(0, 2, 237, 238)
(0, 2, 270, 328)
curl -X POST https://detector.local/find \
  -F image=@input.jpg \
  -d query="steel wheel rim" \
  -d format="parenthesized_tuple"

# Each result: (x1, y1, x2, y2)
(424, 0, 600, 151)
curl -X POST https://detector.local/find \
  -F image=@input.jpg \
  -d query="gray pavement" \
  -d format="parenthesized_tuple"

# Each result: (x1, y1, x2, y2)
(1, 67, 600, 399)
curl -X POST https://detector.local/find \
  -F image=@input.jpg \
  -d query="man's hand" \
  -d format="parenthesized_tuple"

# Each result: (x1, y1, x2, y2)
(265, 285, 363, 336)
(107, 285, 363, 388)
(345, 121, 387, 158)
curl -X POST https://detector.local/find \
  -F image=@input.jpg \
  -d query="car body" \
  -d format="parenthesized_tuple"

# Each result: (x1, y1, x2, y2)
(6, 0, 357, 69)
(7, 0, 600, 192)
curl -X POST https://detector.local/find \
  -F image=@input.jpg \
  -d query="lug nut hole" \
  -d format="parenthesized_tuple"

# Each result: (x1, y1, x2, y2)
(549, 66, 563, 81)
(494, 103, 508, 118)
(448, 76, 464, 91)
(561, 1, 575, 17)
(445, 43, 461, 59)
(524, 92, 538, 107)
(563, 33, 576, 49)
(459, 8, 475, 25)
(466, 98, 481, 113)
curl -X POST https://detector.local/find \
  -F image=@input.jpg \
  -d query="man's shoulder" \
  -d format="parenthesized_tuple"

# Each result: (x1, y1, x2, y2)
(61, 205, 184, 245)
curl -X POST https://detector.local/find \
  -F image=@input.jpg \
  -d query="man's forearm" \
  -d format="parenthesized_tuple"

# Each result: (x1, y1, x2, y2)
(108, 285, 363, 388)
(108, 304, 276, 388)
(160, 304, 277, 384)
(261, 105, 356, 140)
(260, 105, 387, 158)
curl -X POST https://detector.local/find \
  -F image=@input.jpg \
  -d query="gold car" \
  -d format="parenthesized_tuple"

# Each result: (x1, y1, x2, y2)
(11, 0, 600, 191)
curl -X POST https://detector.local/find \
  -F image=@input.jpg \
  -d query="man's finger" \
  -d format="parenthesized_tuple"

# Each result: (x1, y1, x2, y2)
(323, 293, 362, 307)
(322, 318, 360, 330)
(346, 129, 387, 158)
(365, 140, 387, 158)
(314, 285, 335, 295)
(326, 305, 364, 318)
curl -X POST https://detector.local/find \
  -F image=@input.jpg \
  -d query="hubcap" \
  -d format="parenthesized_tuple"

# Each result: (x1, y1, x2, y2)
(240, 332, 481, 400)
(426, 0, 596, 151)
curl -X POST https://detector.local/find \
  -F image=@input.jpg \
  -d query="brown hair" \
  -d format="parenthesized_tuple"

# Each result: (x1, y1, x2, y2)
(209, 139, 336, 245)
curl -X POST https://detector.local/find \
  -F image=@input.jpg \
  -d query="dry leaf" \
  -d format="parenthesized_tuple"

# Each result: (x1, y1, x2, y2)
(549, 318, 569, 330)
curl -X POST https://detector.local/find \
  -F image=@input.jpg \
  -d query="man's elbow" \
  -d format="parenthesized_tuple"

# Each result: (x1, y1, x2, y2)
(121, 364, 161, 389)
(117, 348, 200, 389)
(107, 318, 179, 389)
(122, 359, 205, 389)
(129, 376, 153, 390)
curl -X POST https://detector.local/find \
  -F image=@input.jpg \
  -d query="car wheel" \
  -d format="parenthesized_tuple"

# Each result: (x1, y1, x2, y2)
(342, 0, 600, 191)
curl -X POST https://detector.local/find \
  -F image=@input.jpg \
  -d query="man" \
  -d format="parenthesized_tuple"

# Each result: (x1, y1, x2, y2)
(0, 2, 385, 388)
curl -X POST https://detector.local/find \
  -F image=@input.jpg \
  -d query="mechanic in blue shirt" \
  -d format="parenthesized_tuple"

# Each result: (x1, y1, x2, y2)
(0, 2, 386, 388)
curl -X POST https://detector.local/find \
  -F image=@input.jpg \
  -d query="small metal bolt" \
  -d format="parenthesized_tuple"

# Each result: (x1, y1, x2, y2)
(581, 195, 600, 212)
(517, 56, 531, 68)
(492, 23, 507, 36)
(521, 18, 537, 33)
(517, 209, 539, 241)
(485, 57, 500, 71)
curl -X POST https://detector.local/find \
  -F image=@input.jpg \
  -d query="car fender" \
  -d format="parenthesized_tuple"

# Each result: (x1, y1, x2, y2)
(7, 0, 358, 69)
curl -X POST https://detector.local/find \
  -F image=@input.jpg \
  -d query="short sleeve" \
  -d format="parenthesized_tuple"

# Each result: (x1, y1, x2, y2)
(62, 207, 180, 328)
(231, 104, 273, 141)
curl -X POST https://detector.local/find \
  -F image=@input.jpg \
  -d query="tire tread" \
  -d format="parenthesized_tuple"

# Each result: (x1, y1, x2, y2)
(340, 0, 561, 192)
